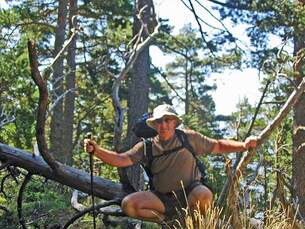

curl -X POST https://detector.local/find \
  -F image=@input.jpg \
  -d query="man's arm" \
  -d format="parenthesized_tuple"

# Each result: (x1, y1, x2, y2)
(212, 137, 257, 154)
(84, 139, 134, 167)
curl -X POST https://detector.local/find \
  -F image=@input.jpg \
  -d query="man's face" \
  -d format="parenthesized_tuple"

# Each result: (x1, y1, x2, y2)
(154, 116, 177, 141)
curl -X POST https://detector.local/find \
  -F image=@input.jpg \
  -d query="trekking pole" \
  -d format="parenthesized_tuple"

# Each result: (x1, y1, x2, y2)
(86, 133, 97, 229)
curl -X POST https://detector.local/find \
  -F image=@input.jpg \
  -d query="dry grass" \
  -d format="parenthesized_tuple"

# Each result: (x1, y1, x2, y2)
(162, 204, 303, 229)
(169, 204, 231, 229)
(263, 209, 301, 229)
(157, 182, 303, 229)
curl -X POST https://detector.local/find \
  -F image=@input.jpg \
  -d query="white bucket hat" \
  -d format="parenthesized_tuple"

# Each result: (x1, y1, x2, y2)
(146, 104, 182, 128)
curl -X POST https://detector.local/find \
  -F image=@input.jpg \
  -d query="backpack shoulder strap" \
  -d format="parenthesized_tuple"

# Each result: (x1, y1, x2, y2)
(143, 138, 153, 168)
(175, 129, 207, 181)
(142, 138, 154, 189)
(175, 129, 196, 157)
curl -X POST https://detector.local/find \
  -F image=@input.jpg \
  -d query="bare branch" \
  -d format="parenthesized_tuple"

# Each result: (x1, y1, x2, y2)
(181, 0, 248, 57)
(0, 205, 9, 213)
(0, 107, 16, 129)
(122, 23, 160, 80)
(71, 190, 86, 211)
(294, 125, 305, 135)
(17, 173, 33, 229)
(157, 33, 196, 60)
(257, 78, 305, 145)
(63, 199, 123, 229)
(225, 158, 242, 229)
(0, 167, 21, 198)
(137, 5, 150, 35)
(7, 166, 21, 183)
(151, 64, 185, 101)
(51, 75, 65, 91)
(245, 80, 271, 140)
(180, 0, 216, 31)
(296, 142, 305, 154)
(193, 0, 232, 32)
(47, 88, 75, 117)
(235, 77, 305, 180)
(28, 40, 60, 172)
(111, 16, 160, 149)
(0, 161, 10, 170)
(0, 173, 10, 198)
(277, 73, 298, 89)
(208, 0, 251, 10)
(46, 18, 82, 72)
(217, 79, 271, 206)
(185, 0, 217, 58)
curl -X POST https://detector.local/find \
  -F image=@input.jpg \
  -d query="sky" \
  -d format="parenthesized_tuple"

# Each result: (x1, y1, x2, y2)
(151, 0, 262, 115)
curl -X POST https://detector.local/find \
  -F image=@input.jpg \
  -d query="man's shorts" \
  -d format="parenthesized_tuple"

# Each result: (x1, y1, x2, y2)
(152, 181, 202, 221)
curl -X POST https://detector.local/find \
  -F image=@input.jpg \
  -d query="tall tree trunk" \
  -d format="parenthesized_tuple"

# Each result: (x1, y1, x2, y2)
(292, 31, 305, 217)
(50, 0, 68, 162)
(127, 0, 153, 146)
(62, 0, 77, 165)
(119, 0, 156, 192)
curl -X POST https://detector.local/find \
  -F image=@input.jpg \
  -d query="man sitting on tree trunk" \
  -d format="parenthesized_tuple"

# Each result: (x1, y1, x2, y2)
(84, 104, 257, 225)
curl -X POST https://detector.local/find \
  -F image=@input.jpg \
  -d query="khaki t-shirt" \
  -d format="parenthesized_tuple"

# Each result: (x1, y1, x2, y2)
(125, 129, 217, 193)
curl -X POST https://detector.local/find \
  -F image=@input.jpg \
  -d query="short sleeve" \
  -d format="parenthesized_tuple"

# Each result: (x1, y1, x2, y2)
(124, 141, 145, 164)
(183, 129, 217, 155)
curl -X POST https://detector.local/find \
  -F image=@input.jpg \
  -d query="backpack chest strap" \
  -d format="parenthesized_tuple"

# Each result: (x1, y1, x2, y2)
(153, 145, 184, 159)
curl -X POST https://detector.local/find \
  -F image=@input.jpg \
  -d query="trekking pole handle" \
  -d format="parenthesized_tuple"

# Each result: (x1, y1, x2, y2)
(86, 132, 95, 154)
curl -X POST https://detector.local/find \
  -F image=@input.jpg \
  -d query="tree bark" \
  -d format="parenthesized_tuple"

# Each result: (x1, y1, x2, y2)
(127, 0, 154, 146)
(117, 0, 157, 192)
(50, 0, 68, 162)
(62, 0, 77, 165)
(0, 143, 126, 200)
(292, 91, 305, 217)
(292, 29, 305, 217)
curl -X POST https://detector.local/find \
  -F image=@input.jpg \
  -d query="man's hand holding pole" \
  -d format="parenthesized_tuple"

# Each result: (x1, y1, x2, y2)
(85, 133, 97, 229)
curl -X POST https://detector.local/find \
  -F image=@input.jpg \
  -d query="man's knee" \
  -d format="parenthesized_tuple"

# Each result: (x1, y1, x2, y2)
(199, 188, 213, 205)
(121, 196, 136, 216)
(121, 195, 141, 217)
(121, 191, 166, 221)
(189, 185, 213, 210)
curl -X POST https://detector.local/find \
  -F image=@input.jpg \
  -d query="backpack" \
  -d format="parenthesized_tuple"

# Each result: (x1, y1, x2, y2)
(141, 129, 207, 190)
(132, 112, 157, 139)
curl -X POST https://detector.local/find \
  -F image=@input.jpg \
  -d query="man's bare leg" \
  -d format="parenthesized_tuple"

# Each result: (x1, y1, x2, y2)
(187, 185, 213, 214)
(121, 191, 166, 223)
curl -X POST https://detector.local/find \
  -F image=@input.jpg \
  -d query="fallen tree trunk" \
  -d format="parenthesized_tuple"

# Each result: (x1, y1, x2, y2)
(0, 143, 127, 200)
